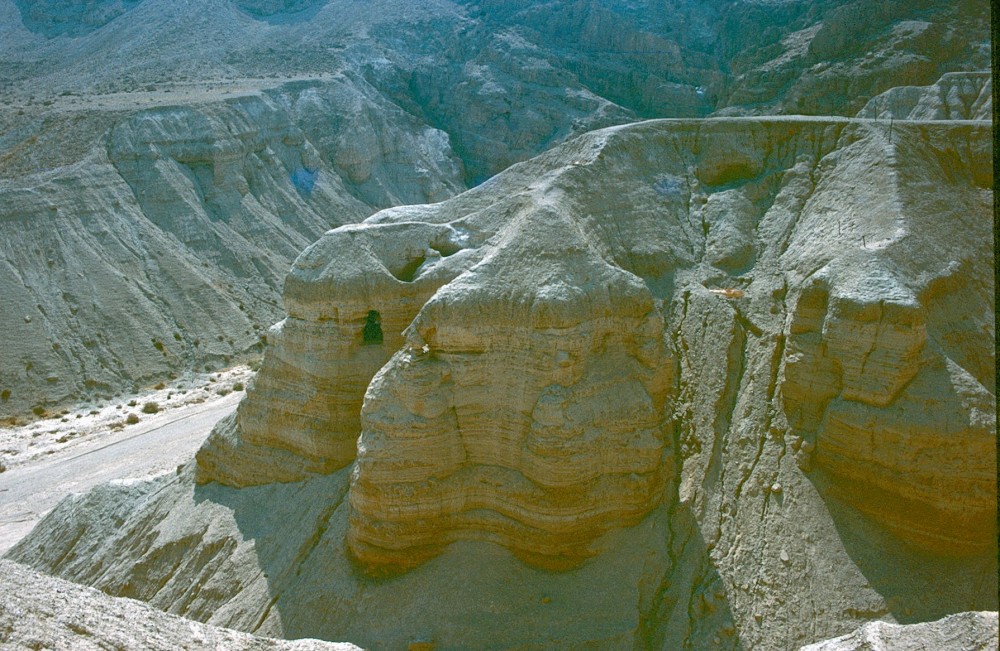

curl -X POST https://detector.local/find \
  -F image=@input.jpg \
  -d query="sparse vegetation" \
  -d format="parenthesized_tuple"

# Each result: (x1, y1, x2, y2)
(154, 383, 165, 390)
(1, 389, 9, 402)
(141, 401, 160, 414)
(233, 382, 245, 391)
(126, 413, 140, 425)
(31, 405, 46, 417)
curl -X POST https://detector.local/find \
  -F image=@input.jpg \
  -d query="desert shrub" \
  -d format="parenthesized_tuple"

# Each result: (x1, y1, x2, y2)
(0, 389, 9, 402)
(31, 405, 46, 417)
(233, 382, 245, 391)
(141, 401, 160, 414)
(126, 413, 140, 425)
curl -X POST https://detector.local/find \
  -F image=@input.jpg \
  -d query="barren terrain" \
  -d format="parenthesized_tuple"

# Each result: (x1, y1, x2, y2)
(0, 365, 252, 554)
(0, 2, 994, 650)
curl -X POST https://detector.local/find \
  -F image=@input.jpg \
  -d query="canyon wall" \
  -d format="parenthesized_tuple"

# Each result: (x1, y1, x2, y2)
(9, 116, 994, 650)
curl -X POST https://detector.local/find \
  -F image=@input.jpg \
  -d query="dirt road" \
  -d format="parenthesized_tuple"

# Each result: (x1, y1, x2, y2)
(0, 392, 240, 555)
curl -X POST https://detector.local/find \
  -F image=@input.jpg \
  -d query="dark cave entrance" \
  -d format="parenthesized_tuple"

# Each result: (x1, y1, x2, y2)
(363, 310, 383, 345)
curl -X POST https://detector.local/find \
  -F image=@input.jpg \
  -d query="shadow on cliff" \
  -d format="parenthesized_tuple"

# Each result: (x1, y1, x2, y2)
(13, 0, 144, 38)
(806, 469, 998, 624)
(196, 473, 746, 650)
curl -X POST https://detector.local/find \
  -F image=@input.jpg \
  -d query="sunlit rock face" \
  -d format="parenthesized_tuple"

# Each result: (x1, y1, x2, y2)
(10, 116, 996, 649)
(347, 208, 676, 571)
(196, 115, 994, 572)
(778, 121, 996, 555)
(799, 611, 999, 651)
(0, 0, 989, 417)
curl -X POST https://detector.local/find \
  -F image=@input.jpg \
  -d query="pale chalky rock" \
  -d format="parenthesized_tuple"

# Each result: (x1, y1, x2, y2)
(0, 559, 361, 651)
(197, 213, 477, 485)
(12, 116, 996, 651)
(779, 119, 996, 554)
(799, 611, 998, 651)
(348, 206, 674, 571)
(858, 72, 993, 121)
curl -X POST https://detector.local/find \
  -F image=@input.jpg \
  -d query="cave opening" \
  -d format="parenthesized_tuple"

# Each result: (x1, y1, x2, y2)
(363, 310, 383, 345)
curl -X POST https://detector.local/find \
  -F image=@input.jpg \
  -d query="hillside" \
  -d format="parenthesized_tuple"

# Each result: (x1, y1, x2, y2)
(8, 115, 995, 650)
(0, 0, 991, 418)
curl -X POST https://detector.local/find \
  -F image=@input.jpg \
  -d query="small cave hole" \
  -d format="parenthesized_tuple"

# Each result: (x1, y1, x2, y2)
(392, 255, 426, 283)
(362, 310, 383, 345)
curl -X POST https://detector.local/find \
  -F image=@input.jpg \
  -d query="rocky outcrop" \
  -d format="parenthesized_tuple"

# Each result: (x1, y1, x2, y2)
(348, 208, 675, 571)
(9, 116, 988, 650)
(857, 71, 993, 120)
(0, 559, 360, 651)
(778, 120, 996, 554)
(800, 611, 999, 651)
(0, 0, 990, 415)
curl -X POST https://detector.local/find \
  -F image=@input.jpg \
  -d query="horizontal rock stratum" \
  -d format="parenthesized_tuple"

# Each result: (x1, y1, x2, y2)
(8, 115, 996, 650)
(195, 115, 996, 567)
(0, 0, 991, 418)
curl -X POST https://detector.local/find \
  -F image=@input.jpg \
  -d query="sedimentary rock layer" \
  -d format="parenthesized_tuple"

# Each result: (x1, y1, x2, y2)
(196, 115, 995, 572)
(9, 116, 997, 650)
(0, 0, 989, 416)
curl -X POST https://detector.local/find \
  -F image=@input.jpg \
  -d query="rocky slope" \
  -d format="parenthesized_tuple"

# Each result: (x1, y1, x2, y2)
(8, 115, 995, 650)
(0, 559, 360, 651)
(799, 611, 998, 651)
(0, 0, 990, 418)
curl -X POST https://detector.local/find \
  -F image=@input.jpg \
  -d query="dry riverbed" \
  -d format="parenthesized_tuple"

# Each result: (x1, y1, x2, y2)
(0, 365, 254, 473)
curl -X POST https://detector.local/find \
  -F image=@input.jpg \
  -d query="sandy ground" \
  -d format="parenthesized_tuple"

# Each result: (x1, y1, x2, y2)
(0, 365, 254, 554)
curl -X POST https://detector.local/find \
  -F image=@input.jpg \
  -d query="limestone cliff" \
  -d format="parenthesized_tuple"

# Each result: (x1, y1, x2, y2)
(858, 71, 993, 121)
(11, 115, 994, 650)
(0, 0, 989, 417)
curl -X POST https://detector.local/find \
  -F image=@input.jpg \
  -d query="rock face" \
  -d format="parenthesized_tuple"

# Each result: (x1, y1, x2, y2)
(858, 71, 993, 120)
(0, 559, 360, 651)
(777, 120, 996, 554)
(11, 115, 994, 650)
(0, 0, 989, 417)
(799, 611, 999, 651)
(347, 211, 675, 571)
(0, 92, 369, 418)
